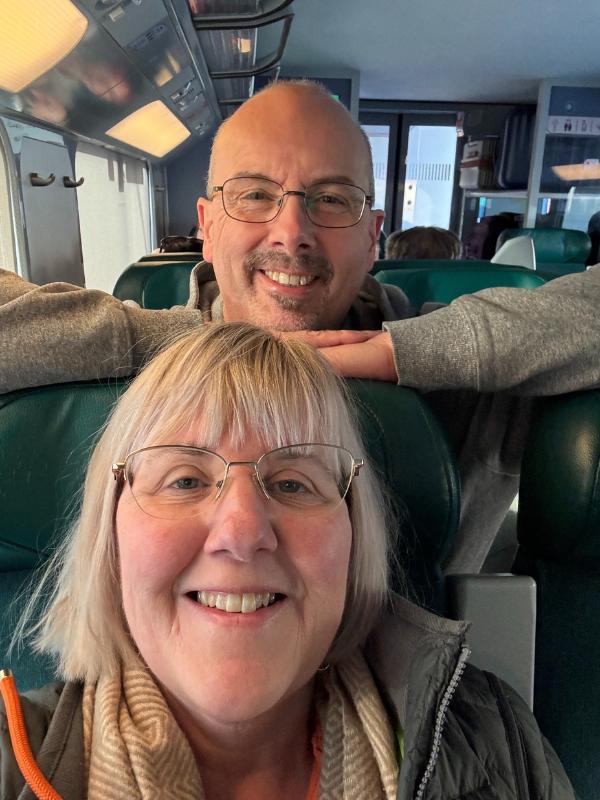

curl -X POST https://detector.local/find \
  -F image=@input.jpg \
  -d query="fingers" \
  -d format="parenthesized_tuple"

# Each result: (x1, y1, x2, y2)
(279, 329, 381, 347)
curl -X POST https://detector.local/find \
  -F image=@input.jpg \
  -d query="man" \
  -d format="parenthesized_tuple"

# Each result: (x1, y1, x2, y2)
(2, 81, 600, 571)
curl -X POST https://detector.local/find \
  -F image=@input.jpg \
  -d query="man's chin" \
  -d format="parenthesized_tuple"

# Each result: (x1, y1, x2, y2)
(251, 296, 323, 332)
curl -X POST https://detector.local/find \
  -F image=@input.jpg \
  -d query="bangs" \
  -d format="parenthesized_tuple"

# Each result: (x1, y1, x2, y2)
(115, 323, 359, 459)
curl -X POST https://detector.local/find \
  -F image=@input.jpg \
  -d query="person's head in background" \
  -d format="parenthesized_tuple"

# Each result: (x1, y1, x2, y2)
(197, 80, 384, 331)
(159, 235, 203, 254)
(384, 226, 462, 261)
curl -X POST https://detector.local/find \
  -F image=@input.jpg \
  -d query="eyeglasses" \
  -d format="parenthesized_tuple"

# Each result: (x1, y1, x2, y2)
(212, 177, 373, 228)
(112, 443, 363, 519)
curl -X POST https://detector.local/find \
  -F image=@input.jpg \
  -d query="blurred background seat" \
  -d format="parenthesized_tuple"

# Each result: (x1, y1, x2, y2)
(374, 264, 545, 306)
(514, 389, 600, 800)
(496, 227, 591, 278)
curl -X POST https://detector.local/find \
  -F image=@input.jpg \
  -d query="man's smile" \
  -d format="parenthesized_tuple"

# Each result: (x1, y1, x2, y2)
(262, 270, 317, 287)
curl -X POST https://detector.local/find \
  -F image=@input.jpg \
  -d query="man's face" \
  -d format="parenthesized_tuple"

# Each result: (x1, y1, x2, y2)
(198, 89, 384, 331)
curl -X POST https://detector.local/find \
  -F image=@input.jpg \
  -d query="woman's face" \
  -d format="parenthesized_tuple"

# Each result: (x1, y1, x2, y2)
(115, 430, 352, 728)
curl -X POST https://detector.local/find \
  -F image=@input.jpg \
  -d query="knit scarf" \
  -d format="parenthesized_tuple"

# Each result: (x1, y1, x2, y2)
(82, 651, 398, 800)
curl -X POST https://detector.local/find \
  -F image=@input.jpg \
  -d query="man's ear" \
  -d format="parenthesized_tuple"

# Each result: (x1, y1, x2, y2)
(197, 197, 213, 262)
(369, 209, 385, 264)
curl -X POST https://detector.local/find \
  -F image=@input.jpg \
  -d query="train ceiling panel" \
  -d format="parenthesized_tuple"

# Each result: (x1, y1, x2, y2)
(0, 0, 295, 160)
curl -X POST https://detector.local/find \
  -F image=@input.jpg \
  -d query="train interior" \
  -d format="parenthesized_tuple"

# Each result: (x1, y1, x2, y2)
(0, 1, 599, 798)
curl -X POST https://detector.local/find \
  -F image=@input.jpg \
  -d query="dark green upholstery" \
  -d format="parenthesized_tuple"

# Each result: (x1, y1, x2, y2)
(137, 253, 202, 263)
(497, 228, 591, 276)
(0, 379, 459, 691)
(375, 265, 545, 307)
(113, 260, 198, 306)
(142, 263, 196, 309)
(514, 390, 600, 800)
(372, 258, 505, 274)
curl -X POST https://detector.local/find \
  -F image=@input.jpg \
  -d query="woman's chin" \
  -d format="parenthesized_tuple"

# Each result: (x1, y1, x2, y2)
(162, 658, 312, 728)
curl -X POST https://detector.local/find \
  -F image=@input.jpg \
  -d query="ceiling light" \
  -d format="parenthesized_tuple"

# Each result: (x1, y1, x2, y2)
(236, 36, 253, 54)
(552, 160, 600, 181)
(106, 101, 190, 158)
(0, 0, 88, 93)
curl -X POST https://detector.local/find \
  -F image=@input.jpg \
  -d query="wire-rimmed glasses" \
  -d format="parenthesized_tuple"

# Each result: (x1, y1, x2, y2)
(112, 443, 363, 519)
(212, 177, 372, 228)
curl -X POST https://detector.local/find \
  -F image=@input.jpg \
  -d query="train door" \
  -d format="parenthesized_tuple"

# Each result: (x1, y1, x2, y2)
(20, 137, 84, 286)
(396, 113, 459, 233)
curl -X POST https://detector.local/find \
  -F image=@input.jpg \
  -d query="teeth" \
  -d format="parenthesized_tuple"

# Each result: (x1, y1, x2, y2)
(196, 591, 278, 613)
(241, 593, 257, 613)
(264, 270, 314, 287)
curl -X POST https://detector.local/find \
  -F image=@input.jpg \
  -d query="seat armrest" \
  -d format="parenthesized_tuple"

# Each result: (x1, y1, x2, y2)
(446, 574, 536, 708)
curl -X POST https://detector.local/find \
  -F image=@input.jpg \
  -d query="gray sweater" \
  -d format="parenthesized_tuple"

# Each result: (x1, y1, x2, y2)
(0, 597, 575, 799)
(1, 264, 599, 571)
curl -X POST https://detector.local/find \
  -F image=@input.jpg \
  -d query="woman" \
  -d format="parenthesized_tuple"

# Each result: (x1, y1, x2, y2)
(1, 323, 573, 799)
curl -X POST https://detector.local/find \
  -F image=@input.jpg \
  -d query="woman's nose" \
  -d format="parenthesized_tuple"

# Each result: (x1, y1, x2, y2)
(203, 471, 278, 561)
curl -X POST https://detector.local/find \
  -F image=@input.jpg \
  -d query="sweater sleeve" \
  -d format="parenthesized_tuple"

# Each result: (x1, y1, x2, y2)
(383, 265, 600, 396)
(0, 269, 206, 393)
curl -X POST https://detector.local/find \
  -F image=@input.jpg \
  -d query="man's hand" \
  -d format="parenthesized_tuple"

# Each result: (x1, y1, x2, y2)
(282, 330, 398, 382)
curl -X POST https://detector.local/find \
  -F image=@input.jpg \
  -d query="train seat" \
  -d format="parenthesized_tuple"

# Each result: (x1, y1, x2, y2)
(0, 379, 461, 691)
(374, 264, 545, 306)
(514, 389, 600, 800)
(372, 257, 503, 274)
(496, 228, 591, 277)
(142, 262, 196, 309)
(113, 258, 198, 306)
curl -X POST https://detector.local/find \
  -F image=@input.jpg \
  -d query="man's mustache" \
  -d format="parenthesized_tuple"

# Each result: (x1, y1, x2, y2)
(244, 250, 332, 280)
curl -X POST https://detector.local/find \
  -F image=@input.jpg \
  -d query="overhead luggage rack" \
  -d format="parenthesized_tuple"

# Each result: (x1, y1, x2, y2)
(189, 0, 294, 110)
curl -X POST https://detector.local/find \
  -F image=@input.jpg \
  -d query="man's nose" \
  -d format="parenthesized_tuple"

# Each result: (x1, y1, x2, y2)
(266, 192, 317, 254)
(203, 472, 278, 562)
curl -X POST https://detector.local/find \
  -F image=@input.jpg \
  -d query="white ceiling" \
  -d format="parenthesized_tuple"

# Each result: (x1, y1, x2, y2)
(281, 0, 600, 103)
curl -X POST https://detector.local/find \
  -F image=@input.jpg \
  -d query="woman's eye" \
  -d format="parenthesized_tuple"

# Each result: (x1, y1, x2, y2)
(272, 478, 307, 494)
(170, 476, 200, 490)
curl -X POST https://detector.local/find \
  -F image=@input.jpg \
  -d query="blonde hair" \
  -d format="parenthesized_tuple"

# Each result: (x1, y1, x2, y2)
(22, 323, 391, 681)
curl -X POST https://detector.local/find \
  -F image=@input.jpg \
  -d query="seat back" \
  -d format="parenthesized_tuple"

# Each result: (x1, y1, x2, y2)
(113, 260, 198, 305)
(374, 265, 545, 306)
(0, 379, 460, 690)
(514, 390, 600, 800)
(142, 263, 196, 309)
(497, 228, 591, 276)
(372, 258, 498, 274)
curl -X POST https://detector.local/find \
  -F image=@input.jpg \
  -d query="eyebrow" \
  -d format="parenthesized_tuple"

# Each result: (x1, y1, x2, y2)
(225, 171, 363, 187)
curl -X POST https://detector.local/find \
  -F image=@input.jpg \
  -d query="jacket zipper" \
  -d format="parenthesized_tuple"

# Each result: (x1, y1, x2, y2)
(414, 645, 471, 800)
(486, 672, 531, 800)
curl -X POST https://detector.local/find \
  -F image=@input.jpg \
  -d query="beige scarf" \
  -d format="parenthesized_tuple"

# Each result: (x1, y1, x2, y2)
(82, 652, 398, 800)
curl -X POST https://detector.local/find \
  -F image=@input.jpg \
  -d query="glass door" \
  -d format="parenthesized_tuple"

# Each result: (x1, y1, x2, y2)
(396, 113, 459, 233)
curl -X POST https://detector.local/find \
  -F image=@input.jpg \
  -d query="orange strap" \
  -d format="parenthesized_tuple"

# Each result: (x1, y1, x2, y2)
(305, 719, 322, 800)
(0, 670, 63, 800)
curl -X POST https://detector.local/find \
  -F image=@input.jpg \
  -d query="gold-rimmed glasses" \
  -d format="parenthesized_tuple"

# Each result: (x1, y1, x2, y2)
(112, 443, 363, 519)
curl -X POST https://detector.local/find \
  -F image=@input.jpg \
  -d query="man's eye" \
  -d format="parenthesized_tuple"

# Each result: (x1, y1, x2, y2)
(241, 190, 276, 202)
(311, 193, 349, 207)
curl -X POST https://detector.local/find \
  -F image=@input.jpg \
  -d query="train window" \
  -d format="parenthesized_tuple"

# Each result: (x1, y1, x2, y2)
(361, 124, 390, 213)
(75, 142, 151, 293)
(0, 131, 16, 273)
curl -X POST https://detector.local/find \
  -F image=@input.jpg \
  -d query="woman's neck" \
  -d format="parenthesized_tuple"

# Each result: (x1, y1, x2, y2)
(164, 681, 317, 800)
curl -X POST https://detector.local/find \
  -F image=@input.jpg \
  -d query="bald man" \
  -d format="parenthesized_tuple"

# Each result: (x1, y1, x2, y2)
(2, 80, 600, 572)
